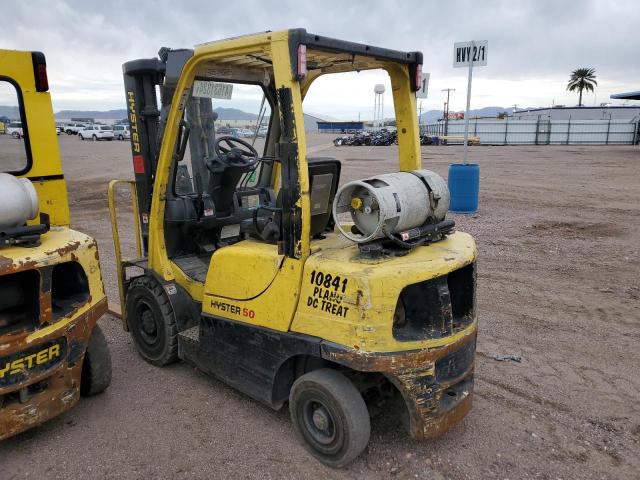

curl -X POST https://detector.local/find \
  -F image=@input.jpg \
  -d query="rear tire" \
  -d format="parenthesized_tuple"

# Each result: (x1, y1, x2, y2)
(92, 134, 97, 141)
(125, 276, 178, 366)
(79, 134, 84, 140)
(290, 369, 370, 468)
(118, 134, 123, 140)
(80, 325, 112, 396)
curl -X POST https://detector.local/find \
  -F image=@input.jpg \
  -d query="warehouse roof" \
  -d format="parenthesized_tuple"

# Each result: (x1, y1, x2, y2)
(610, 91, 640, 100)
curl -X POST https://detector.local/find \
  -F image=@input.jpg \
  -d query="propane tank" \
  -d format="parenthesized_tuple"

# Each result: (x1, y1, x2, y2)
(0, 173, 39, 229)
(332, 169, 449, 243)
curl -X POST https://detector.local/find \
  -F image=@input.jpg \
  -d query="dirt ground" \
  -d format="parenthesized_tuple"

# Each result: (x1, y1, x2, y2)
(2, 134, 639, 479)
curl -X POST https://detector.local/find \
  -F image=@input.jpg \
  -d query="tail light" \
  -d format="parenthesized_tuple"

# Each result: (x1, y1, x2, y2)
(31, 52, 49, 92)
(297, 44, 307, 79)
(414, 63, 423, 92)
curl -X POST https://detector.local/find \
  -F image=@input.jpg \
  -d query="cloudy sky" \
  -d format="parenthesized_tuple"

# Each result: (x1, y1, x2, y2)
(1, 0, 638, 119)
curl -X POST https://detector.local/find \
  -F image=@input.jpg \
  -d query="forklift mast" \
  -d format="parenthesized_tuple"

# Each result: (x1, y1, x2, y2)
(122, 48, 193, 253)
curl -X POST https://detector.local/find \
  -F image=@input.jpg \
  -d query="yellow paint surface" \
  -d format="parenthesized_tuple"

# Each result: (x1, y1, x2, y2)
(0, 49, 69, 226)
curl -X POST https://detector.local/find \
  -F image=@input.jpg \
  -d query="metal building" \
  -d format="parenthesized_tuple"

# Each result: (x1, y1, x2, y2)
(317, 121, 365, 133)
(610, 91, 640, 101)
(511, 105, 640, 121)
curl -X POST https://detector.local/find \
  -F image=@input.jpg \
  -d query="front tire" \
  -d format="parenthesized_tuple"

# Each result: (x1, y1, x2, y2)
(125, 276, 178, 366)
(81, 325, 112, 396)
(290, 369, 371, 468)
(118, 134, 123, 140)
(92, 134, 97, 141)
(79, 134, 84, 140)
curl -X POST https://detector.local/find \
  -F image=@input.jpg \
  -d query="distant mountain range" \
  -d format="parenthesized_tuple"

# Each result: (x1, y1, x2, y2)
(55, 109, 127, 120)
(51, 107, 258, 121)
(213, 107, 258, 120)
(0, 105, 20, 119)
(1, 104, 530, 123)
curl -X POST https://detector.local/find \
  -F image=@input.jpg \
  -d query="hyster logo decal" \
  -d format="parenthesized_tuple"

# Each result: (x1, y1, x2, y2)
(127, 91, 141, 153)
(0, 344, 62, 380)
(210, 300, 255, 319)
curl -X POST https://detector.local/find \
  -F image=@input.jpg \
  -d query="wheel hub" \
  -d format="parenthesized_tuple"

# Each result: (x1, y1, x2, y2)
(303, 400, 336, 446)
(312, 406, 331, 431)
(141, 311, 157, 335)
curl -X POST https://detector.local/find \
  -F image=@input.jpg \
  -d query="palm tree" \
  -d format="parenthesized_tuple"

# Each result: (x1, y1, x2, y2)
(567, 68, 597, 107)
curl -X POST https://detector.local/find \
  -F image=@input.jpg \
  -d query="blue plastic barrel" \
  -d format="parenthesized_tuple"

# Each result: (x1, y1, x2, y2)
(448, 163, 480, 213)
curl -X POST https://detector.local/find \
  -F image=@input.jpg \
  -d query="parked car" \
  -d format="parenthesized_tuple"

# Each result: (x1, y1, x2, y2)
(64, 123, 87, 135)
(236, 128, 255, 138)
(113, 124, 130, 140)
(6, 121, 23, 138)
(79, 125, 114, 141)
(216, 126, 233, 135)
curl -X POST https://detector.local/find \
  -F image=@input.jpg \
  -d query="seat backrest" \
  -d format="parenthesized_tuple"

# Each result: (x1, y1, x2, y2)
(307, 157, 341, 237)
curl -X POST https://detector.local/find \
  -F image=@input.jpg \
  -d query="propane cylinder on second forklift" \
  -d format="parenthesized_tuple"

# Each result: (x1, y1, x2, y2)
(109, 29, 477, 467)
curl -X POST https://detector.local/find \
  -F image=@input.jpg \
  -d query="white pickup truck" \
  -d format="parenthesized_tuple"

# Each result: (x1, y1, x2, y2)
(64, 122, 87, 135)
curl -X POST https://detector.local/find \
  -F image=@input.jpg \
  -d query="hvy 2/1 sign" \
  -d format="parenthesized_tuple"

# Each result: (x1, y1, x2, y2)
(453, 41, 488, 68)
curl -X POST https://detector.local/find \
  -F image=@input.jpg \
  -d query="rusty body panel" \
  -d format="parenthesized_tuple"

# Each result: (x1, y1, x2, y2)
(322, 323, 477, 439)
(0, 298, 106, 440)
(0, 227, 107, 440)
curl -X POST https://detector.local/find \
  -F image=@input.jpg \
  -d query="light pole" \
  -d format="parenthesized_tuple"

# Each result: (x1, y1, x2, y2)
(441, 88, 455, 135)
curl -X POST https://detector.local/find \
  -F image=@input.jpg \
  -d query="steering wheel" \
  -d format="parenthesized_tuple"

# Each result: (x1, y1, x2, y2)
(214, 136, 260, 168)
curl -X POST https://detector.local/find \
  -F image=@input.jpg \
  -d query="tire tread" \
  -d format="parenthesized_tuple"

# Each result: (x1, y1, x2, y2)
(126, 276, 178, 366)
(81, 324, 112, 396)
(290, 368, 371, 468)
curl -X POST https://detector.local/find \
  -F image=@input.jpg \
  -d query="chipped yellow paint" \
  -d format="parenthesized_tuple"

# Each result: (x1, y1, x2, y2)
(0, 228, 105, 342)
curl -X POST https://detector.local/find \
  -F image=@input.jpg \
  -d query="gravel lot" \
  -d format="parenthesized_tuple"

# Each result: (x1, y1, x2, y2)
(2, 134, 639, 479)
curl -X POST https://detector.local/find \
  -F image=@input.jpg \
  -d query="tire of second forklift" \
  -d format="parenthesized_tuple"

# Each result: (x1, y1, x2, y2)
(80, 324, 112, 396)
(289, 368, 371, 468)
(125, 275, 178, 366)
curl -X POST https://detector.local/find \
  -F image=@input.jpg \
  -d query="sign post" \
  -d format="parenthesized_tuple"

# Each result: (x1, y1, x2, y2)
(448, 40, 487, 214)
(453, 40, 487, 164)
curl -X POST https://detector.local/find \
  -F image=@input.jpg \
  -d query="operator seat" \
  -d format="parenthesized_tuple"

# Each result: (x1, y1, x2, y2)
(240, 157, 341, 242)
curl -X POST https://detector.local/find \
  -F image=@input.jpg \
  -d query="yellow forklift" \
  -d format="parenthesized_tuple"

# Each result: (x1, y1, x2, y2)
(109, 29, 477, 467)
(0, 49, 111, 440)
